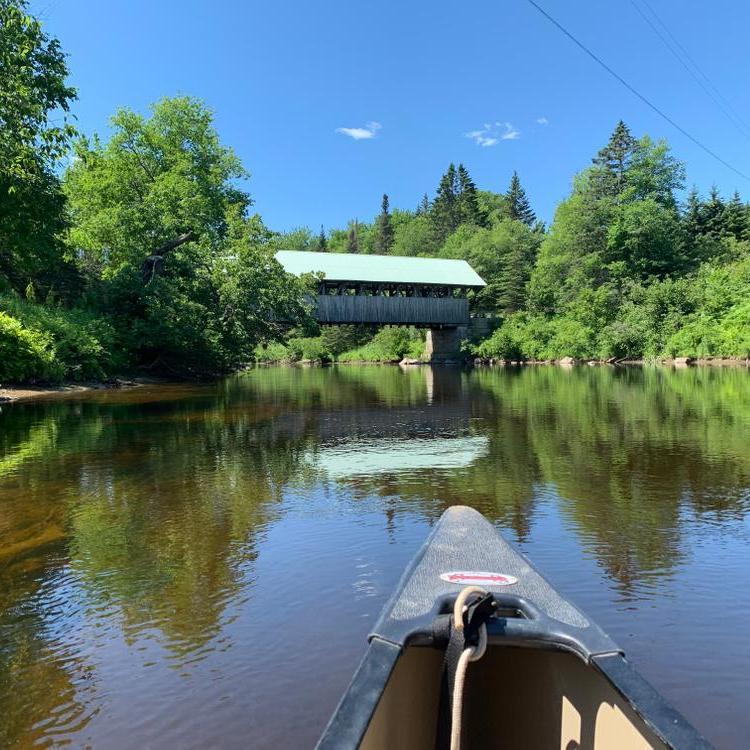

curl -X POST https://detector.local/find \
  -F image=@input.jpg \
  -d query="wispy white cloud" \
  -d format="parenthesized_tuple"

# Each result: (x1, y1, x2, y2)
(335, 121, 382, 140)
(500, 122, 521, 140)
(465, 121, 519, 146)
(536, 116, 549, 125)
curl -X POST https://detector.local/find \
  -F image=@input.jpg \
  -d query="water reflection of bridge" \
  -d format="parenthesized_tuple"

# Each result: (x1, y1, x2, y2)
(269, 367, 484, 443)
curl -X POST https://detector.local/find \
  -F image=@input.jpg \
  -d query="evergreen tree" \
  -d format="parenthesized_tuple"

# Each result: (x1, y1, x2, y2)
(372, 194, 394, 254)
(701, 185, 726, 237)
(506, 171, 536, 225)
(346, 219, 360, 252)
(684, 187, 703, 235)
(591, 120, 638, 197)
(682, 186, 706, 266)
(497, 241, 540, 313)
(723, 191, 749, 241)
(416, 193, 431, 215)
(431, 163, 460, 242)
(457, 163, 486, 226)
(317, 224, 328, 251)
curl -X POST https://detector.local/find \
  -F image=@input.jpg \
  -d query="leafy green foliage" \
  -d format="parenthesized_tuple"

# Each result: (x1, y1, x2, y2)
(0, 294, 120, 383)
(63, 97, 310, 376)
(391, 213, 437, 257)
(0, 294, 121, 380)
(319, 325, 373, 356)
(439, 219, 541, 312)
(337, 327, 424, 362)
(0, 0, 76, 177)
(0, 0, 79, 294)
(0, 311, 59, 382)
(478, 121, 750, 361)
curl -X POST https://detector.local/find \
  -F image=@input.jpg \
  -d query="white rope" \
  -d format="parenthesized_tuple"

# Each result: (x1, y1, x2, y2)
(450, 587, 489, 750)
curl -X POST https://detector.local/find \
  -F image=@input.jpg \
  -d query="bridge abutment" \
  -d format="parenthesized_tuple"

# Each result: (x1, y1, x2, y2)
(423, 326, 467, 362)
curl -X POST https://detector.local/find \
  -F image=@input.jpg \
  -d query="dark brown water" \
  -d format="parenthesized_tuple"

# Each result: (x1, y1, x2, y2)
(1, 365, 749, 749)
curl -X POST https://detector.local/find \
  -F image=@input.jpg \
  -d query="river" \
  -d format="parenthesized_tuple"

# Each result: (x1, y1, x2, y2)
(1, 365, 749, 748)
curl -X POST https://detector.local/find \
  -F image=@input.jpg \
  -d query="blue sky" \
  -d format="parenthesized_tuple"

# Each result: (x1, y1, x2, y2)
(33, 0, 750, 231)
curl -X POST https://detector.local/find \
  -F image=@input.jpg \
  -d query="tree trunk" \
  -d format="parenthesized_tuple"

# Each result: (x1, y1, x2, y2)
(141, 230, 197, 283)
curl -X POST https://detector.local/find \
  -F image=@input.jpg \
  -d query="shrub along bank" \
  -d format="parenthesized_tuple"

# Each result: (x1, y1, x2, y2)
(254, 326, 425, 364)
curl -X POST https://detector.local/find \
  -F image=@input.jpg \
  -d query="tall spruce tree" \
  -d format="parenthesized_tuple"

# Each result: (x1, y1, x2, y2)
(591, 120, 638, 197)
(684, 187, 703, 234)
(431, 163, 461, 242)
(506, 171, 536, 225)
(497, 240, 540, 313)
(346, 219, 360, 252)
(416, 193, 431, 215)
(723, 191, 749, 241)
(682, 187, 705, 265)
(317, 224, 328, 251)
(701, 186, 726, 237)
(457, 163, 486, 226)
(372, 193, 394, 254)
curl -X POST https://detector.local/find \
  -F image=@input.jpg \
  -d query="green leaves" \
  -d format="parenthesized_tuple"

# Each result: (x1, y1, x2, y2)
(61, 96, 310, 376)
(65, 97, 248, 272)
(0, 0, 78, 294)
(607, 198, 682, 276)
(478, 120, 750, 362)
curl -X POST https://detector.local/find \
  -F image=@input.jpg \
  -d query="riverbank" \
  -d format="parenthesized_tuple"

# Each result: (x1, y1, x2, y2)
(0, 378, 145, 403)
(472, 356, 750, 367)
(3, 356, 749, 403)
(468, 356, 750, 369)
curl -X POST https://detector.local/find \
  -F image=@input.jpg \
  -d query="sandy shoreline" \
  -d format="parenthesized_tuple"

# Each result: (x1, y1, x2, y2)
(0, 379, 144, 403)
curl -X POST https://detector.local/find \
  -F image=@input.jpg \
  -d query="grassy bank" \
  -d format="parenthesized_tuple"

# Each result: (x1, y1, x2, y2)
(254, 326, 425, 364)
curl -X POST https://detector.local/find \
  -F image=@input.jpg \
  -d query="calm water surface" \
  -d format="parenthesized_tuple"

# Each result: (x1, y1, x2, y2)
(1, 365, 750, 748)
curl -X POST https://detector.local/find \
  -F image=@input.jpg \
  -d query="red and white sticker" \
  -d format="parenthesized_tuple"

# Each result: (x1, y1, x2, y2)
(440, 571, 518, 586)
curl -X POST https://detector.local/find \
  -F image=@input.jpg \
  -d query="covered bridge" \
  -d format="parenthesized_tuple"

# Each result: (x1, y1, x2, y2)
(275, 250, 485, 328)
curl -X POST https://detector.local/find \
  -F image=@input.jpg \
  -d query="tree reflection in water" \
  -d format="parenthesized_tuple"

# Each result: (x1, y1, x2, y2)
(1, 365, 749, 747)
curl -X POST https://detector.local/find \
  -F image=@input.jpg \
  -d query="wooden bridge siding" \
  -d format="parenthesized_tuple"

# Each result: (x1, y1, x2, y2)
(314, 295, 470, 326)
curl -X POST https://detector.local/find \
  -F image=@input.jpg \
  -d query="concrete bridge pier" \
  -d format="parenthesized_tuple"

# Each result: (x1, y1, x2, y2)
(423, 326, 467, 363)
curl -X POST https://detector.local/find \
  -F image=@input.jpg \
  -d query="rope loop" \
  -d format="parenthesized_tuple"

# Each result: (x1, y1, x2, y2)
(449, 586, 492, 750)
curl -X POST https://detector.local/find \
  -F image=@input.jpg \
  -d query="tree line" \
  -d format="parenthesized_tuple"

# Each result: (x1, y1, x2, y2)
(275, 118, 750, 363)
(0, 0, 312, 382)
(3, 0, 750, 381)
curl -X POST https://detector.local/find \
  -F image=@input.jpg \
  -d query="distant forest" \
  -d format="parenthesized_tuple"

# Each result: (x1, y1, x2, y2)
(2, 0, 750, 383)
(274, 120, 750, 363)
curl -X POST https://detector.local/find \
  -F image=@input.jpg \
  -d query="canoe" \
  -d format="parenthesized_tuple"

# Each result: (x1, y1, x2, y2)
(317, 506, 710, 749)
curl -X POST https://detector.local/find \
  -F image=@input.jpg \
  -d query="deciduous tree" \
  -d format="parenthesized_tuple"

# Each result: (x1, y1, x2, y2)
(64, 97, 310, 374)
(0, 0, 78, 293)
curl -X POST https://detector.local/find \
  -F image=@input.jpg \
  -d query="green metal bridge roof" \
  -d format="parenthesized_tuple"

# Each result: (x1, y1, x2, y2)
(275, 250, 486, 288)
